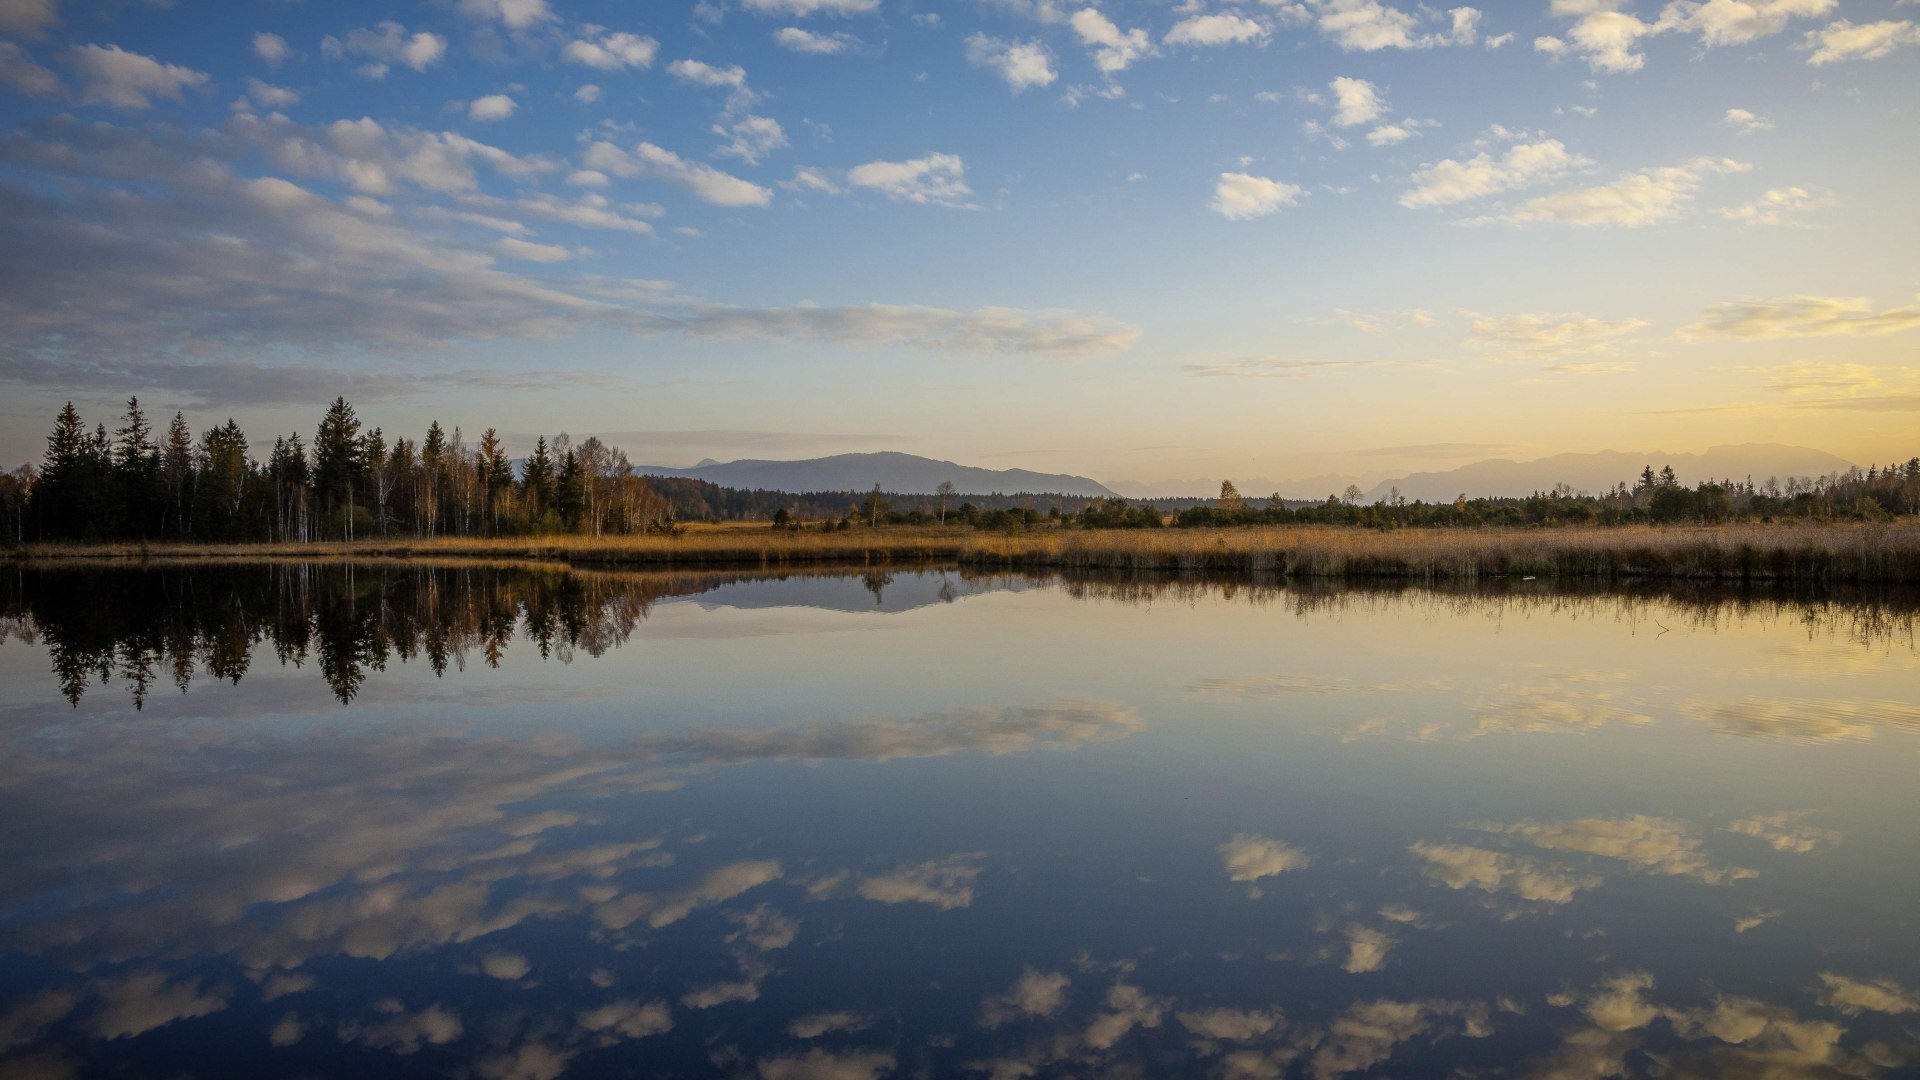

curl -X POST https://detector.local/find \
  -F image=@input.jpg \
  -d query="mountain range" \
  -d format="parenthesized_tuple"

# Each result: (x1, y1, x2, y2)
(1355, 444, 1856, 504)
(634, 451, 1118, 498)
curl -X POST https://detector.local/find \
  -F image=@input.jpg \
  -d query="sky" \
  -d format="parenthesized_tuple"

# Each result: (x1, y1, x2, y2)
(0, 0, 1916, 488)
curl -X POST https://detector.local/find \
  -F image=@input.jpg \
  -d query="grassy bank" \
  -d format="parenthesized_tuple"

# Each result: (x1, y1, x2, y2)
(10, 521, 1920, 583)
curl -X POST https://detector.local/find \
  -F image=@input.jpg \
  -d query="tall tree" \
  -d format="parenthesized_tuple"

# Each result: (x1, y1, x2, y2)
(313, 397, 362, 539)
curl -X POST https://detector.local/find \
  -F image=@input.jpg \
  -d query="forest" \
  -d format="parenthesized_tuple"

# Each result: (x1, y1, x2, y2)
(2, 397, 1916, 546)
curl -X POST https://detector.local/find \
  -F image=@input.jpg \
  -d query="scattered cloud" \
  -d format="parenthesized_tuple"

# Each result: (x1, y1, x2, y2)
(1211, 172, 1305, 219)
(773, 26, 859, 54)
(1496, 156, 1749, 227)
(1722, 107, 1772, 132)
(562, 30, 658, 70)
(1717, 185, 1828, 226)
(469, 93, 516, 121)
(321, 22, 448, 77)
(1410, 842, 1599, 903)
(1817, 974, 1920, 1016)
(965, 33, 1057, 91)
(713, 115, 788, 164)
(1298, 0, 1483, 51)
(252, 32, 290, 66)
(581, 140, 773, 207)
(0, 40, 59, 97)
(1467, 313, 1647, 358)
(845, 152, 973, 206)
(1071, 7, 1155, 72)
(980, 968, 1071, 1027)
(66, 43, 208, 109)
(1399, 140, 1587, 208)
(1679, 293, 1920, 340)
(1329, 76, 1385, 127)
(740, 0, 881, 13)
(1164, 13, 1268, 47)
(1220, 834, 1311, 881)
(1802, 18, 1920, 64)
(0, 0, 59, 39)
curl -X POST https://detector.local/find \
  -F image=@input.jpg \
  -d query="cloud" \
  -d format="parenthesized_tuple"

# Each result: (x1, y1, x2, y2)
(1176, 1006, 1285, 1043)
(714, 115, 788, 165)
(740, 0, 880, 13)
(845, 152, 973, 206)
(1367, 123, 1416, 146)
(980, 968, 1071, 1027)
(469, 93, 517, 121)
(1305, 999, 1490, 1079)
(562, 31, 658, 70)
(65, 43, 208, 109)
(577, 999, 673, 1040)
(1164, 13, 1267, 46)
(1679, 293, 1920, 340)
(88, 972, 228, 1040)
(1328, 76, 1385, 127)
(1071, 7, 1155, 72)
(1084, 983, 1171, 1050)
(480, 952, 531, 979)
(1716, 185, 1827, 226)
(1341, 925, 1397, 973)
(0, 40, 58, 97)
(965, 33, 1057, 91)
(322, 22, 447, 76)
(1545, 0, 1833, 71)
(1466, 313, 1647, 358)
(1183, 357, 1398, 378)
(1496, 156, 1749, 226)
(636, 703, 1143, 762)
(242, 77, 299, 109)
(495, 236, 570, 262)
(1802, 18, 1920, 63)
(852, 854, 983, 909)
(593, 859, 783, 929)
(1300, 0, 1483, 51)
(1397, 136, 1589, 208)
(455, 0, 554, 30)
(1817, 974, 1920, 1016)
(1211, 172, 1305, 219)
(1681, 698, 1920, 740)
(581, 140, 773, 207)
(1661, 0, 1834, 46)
(1727, 812, 1839, 853)
(757, 1050, 896, 1080)
(1399, 139, 1586, 208)
(788, 1011, 871, 1038)
(1722, 106, 1772, 132)
(1220, 834, 1310, 881)
(340, 1001, 464, 1054)
(252, 32, 290, 66)
(773, 27, 859, 54)
(1499, 816, 1754, 884)
(0, 0, 58, 38)
(1409, 842, 1599, 903)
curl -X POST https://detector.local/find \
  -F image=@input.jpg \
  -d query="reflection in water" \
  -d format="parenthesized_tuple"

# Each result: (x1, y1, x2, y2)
(0, 563, 1917, 1077)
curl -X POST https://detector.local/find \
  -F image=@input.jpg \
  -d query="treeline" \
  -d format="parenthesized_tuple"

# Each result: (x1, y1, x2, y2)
(6, 397, 686, 544)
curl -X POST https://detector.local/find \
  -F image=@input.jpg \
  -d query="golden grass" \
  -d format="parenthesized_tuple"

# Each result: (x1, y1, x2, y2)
(11, 521, 1920, 582)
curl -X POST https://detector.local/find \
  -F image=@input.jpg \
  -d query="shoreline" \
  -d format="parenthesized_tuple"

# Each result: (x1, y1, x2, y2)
(7, 521, 1920, 583)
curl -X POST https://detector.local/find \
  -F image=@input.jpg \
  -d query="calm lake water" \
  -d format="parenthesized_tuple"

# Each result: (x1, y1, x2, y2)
(2, 563, 1918, 1079)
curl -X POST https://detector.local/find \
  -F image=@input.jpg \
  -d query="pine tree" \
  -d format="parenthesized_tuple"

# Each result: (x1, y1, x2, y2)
(522, 436, 554, 523)
(162, 412, 194, 537)
(313, 397, 362, 539)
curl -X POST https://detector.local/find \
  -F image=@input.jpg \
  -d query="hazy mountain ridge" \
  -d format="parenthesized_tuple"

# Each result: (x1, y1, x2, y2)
(634, 451, 1118, 498)
(1358, 444, 1857, 504)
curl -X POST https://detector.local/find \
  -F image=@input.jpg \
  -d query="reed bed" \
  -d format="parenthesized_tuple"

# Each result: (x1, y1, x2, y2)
(11, 521, 1920, 583)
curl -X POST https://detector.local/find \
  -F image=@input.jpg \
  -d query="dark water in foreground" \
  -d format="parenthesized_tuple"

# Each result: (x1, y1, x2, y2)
(1, 563, 1918, 1079)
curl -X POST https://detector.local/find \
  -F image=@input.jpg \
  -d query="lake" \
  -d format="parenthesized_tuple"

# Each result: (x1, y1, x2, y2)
(1, 563, 1917, 1079)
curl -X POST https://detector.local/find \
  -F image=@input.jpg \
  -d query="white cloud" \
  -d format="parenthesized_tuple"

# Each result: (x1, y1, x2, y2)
(980, 968, 1071, 1027)
(468, 93, 516, 121)
(455, 0, 554, 30)
(965, 33, 1057, 91)
(672, 304, 1139, 356)
(1367, 123, 1415, 146)
(322, 22, 447, 75)
(1801, 18, 1920, 64)
(846, 152, 973, 206)
(1546, 0, 1832, 72)
(1717, 185, 1827, 226)
(1329, 76, 1385, 127)
(89, 973, 228, 1040)
(0, 0, 59, 39)
(1722, 106, 1772, 132)
(1164, 13, 1268, 46)
(493, 237, 569, 262)
(65, 43, 209, 109)
(1498, 156, 1749, 227)
(508, 191, 658, 234)
(713, 115, 788, 165)
(243, 77, 299, 109)
(562, 31, 658, 70)
(772, 26, 859, 54)
(1302, 0, 1482, 50)
(1343, 925, 1397, 973)
(1071, 7, 1155, 72)
(252, 32, 289, 66)
(1219, 834, 1310, 880)
(1211, 172, 1305, 219)
(1558, 4, 1658, 72)
(668, 57, 748, 89)
(0, 40, 59, 97)
(1662, 0, 1834, 46)
(1399, 139, 1585, 208)
(1467, 313, 1648, 357)
(739, 0, 879, 13)
(1679, 293, 1920, 340)
(581, 140, 773, 207)
(573, 84, 601, 103)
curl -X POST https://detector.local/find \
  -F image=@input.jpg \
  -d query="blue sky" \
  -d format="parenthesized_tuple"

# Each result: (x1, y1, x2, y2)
(0, 0, 1916, 488)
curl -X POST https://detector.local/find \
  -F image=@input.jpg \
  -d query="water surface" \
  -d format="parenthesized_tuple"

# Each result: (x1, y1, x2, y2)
(2, 563, 1917, 1079)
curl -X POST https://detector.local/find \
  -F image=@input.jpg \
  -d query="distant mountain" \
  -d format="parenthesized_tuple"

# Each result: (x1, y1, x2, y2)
(1358, 444, 1855, 504)
(634, 451, 1118, 498)
(1106, 472, 1392, 500)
